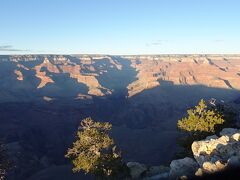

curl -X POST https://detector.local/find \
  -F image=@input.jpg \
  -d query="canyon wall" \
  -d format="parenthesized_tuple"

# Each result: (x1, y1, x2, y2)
(0, 54, 240, 102)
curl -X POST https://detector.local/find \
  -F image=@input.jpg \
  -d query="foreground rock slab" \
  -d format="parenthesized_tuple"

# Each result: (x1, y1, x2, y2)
(192, 128, 240, 174)
(169, 157, 199, 179)
(127, 128, 240, 179)
(127, 162, 147, 179)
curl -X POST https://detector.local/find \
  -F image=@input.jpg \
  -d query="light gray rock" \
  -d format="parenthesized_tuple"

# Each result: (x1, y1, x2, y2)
(128, 129, 240, 179)
(127, 162, 147, 179)
(143, 172, 169, 180)
(195, 168, 203, 176)
(192, 128, 240, 175)
(169, 157, 198, 179)
(227, 156, 240, 167)
(192, 135, 230, 166)
(220, 128, 239, 137)
(146, 166, 170, 177)
(232, 133, 240, 141)
(205, 135, 218, 140)
(202, 160, 226, 173)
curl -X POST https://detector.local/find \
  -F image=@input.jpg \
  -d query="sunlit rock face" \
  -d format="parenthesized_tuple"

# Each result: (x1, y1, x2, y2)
(0, 54, 240, 101)
(191, 128, 240, 176)
(126, 55, 240, 97)
(126, 128, 240, 179)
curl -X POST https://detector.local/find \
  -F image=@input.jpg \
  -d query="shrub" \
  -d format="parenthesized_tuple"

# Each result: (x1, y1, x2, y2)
(178, 99, 224, 135)
(65, 117, 128, 179)
(176, 99, 225, 157)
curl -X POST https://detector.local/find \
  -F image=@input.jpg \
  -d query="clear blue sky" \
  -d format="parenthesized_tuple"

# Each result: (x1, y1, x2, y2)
(0, 0, 240, 54)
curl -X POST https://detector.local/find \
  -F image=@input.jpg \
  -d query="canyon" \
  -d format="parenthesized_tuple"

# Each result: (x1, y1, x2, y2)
(1, 54, 240, 101)
(0, 54, 240, 179)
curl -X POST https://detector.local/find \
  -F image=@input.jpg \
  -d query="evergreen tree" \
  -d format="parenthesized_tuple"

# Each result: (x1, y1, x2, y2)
(178, 99, 224, 135)
(176, 99, 225, 157)
(65, 118, 128, 179)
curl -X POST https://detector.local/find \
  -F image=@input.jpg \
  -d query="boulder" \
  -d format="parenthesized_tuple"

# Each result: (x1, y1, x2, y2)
(202, 161, 226, 173)
(220, 128, 239, 137)
(192, 135, 230, 166)
(232, 133, 240, 141)
(192, 129, 240, 175)
(143, 172, 169, 180)
(195, 168, 203, 176)
(126, 129, 240, 179)
(146, 166, 170, 177)
(227, 156, 240, 167)
(169, 157, 198, 179)
(127, 162, 147, 179)
(205, 135, 218, 140)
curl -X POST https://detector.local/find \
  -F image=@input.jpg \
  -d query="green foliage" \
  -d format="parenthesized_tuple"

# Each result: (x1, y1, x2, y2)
(176, 99, 225, 158)
(65, 117, 129, 179)
(178, 99, 224, 135)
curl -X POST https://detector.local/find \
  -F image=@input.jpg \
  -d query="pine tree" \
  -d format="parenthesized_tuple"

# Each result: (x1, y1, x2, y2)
(178, 99, 224, 135)
(65, 117, 128, 179)
(176, 99, 225, 157)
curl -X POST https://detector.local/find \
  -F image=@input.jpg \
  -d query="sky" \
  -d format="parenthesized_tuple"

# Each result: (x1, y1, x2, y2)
(0, 0, 240, 55)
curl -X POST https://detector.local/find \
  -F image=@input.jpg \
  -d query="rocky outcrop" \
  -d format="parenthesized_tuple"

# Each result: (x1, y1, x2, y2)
(127, 128, 240, 179)
(169, 157, 199, 179)
(127, 55, 240, 97)
(14, 70, 23, 81)
(34, 69, 54, 89)
(10, 55, 116, 96)
(127, 162, 148, 179)
(33, 58, 57, 88)
(59, 63, 110, 96)
(127, 162, 170, 179)
(2, 54, 240, 98)
(192, 128, 240, 174)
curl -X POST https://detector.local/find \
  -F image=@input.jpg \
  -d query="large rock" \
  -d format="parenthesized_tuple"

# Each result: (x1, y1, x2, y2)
(202, 160, 226, 173)
(143, 172, 169, 180)
(232, 133, 240, 141)
(192, 128, 240, 174)
(169, 157, 199, 179)
(205, 135, 218, 140)
(145, 166, 170, 177)
(220, 128, 239, 136)
(227, 156, 240, 167)
(143, 166, 170, 180)
(128, 128, 240, 179)
(127, 162, 147, 179)
(192, 135, 228, 165)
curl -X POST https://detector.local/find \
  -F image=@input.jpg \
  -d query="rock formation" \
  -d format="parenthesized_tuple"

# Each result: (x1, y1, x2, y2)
(126, 55, 240, 97)
(14, 70, 23, 81)
(192, 128, 240, 175)
(1, 54, 240, 100)
(127, 128, 240, 179)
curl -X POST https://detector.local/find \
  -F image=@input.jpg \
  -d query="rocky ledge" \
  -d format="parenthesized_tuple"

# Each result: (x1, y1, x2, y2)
(127, 128, 240, 179)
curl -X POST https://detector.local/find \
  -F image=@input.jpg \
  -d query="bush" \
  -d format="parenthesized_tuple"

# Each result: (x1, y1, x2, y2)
(65, 117, 129, 179)
(178, 99, 224, 135)
(176, 99, 225, 157)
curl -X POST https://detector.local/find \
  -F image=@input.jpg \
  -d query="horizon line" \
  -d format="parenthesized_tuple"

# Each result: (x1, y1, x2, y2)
(1, 53, 240, 56)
